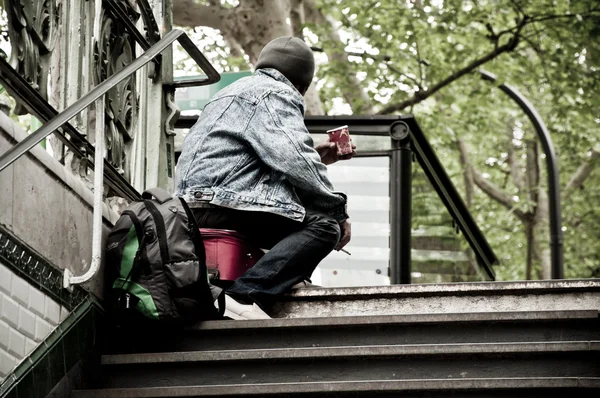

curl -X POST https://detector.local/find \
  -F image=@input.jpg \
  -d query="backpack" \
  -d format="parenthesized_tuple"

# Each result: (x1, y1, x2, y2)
(105, 187, 224, 325)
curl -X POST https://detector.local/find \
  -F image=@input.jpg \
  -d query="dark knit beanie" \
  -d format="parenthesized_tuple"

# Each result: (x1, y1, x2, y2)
(255, 37, 315, 89)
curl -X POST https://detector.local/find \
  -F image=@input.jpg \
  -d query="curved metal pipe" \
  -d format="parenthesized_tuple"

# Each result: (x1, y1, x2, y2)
(63, 96, 105, 289)
(64, 0, 106, 290)
(480, 70, 563, 279)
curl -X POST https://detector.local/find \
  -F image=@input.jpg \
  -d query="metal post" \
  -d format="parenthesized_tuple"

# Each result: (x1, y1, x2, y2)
(389, 121, 412, 284)
(480, 70, 563, 279)
(64, 0, 105, 289)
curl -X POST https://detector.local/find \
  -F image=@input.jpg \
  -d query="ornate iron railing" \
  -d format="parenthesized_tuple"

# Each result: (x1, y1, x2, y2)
(0, 28, 220, 288)
(0, 0, 221, 288)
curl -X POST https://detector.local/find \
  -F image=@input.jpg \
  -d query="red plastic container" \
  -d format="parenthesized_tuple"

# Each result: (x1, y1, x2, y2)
(200, 228, 264, 281)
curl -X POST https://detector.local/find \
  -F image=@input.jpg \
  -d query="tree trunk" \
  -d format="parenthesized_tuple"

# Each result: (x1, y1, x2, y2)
(302, 0, 373, 114)
(535, 187, 551, 279)
(173, 0, 375, 114)
(525, 218, 534, 280)
(456, 138, 474, 207)
(222, 1, 293, 64)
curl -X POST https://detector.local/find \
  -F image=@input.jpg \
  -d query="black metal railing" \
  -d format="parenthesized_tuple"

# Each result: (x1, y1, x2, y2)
(176, 114, 499, 283)
(480, 70, 563, 279)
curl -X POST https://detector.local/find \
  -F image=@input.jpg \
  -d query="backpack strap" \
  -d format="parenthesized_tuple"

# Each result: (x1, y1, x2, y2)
(214, 289, 226, 318)
(178, 197, 206, 260)
(142, 187, 173, 204)
(179, 197, 225, 319)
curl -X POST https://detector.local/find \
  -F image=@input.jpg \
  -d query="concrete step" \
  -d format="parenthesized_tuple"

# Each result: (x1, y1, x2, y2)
(273, 280, 600, 318)
(104, 341, 600, 365)
(108, 310, 600, 353)
(88, 281, 600, 396)
(73, 377, 600, 397)
(99, 341, 600, 388)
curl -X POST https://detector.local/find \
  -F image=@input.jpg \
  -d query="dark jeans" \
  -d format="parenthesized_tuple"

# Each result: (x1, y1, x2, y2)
(193, 207, 341, 311)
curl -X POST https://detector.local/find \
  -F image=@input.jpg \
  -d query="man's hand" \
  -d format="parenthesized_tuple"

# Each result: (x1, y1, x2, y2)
(315, 141, 357, 165)
(336, 219, 351, 251)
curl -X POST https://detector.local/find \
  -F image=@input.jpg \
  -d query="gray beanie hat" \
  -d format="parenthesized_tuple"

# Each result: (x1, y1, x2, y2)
(255, 37, 315, 89)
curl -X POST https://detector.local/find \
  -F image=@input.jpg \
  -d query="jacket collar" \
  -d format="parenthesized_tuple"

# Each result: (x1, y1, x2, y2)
(255, 68, 301, 95)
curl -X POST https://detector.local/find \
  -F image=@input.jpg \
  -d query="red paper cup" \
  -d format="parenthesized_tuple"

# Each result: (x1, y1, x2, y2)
(326, 125, 353, 156)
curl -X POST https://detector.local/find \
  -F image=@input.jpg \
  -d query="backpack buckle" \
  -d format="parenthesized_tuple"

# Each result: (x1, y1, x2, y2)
(117, 292, 138, 310)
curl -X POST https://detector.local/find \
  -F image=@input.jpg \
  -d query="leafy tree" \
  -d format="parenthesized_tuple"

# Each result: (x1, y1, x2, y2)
(174, 0, 600, 280)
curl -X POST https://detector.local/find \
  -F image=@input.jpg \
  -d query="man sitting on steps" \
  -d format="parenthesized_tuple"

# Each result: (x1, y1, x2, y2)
(175, 36, 354, 320)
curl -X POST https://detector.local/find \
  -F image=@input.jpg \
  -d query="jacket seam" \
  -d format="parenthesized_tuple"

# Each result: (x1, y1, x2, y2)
(180, 97, 235, 186)
(262, 92, 341, 196)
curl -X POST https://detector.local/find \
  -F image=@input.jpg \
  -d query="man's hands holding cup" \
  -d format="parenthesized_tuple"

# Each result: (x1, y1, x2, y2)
(315, 141, 357, 165)
(314, 135, 354, 252)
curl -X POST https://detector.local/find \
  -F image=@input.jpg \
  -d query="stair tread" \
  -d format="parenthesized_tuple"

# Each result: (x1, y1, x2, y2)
(72, 377, 600, 397)
(275, 281, 600, 318)
(102, 340, 600, 365)
(192, 310, 599, 331)
(286, 280, 600, 299)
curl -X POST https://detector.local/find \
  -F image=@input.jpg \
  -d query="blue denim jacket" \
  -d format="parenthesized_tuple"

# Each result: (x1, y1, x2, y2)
(175, 68, 348, 223)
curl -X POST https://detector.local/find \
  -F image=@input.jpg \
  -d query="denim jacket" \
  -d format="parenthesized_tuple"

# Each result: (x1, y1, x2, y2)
(175, 68, 348, 223)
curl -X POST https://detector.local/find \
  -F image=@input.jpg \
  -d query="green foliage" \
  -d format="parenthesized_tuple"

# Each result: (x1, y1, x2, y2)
(173, 27, 250, 77)
(178, 0, 600, 280)
(306, 0, 600, 280)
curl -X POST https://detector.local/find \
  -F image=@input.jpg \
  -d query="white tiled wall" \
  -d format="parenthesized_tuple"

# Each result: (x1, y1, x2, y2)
(0, 262, 69, 381)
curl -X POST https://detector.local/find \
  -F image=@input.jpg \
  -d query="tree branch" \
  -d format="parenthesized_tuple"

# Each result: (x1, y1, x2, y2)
(312, 45, 419, 93)
(472, 169, 527, 221)
(310, 46, 391, 62)
(378, 15, 530, 114)
(564, 149, 600, 200)
(173, 0, 228, 29)
(456, 136, 527, 221)
(509, 0, 526, 17)
(531, 9, 600, 25)
(413, 35, 426, 85)
(386, 64, 423, 90)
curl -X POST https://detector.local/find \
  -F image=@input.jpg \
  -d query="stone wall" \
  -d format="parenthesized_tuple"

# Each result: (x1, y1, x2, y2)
(0, 113, 117, 381)
(0, 264, 67, 381)
(0, 112, 119, 297)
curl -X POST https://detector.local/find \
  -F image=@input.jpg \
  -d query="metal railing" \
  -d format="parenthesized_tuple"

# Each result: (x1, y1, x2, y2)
(480, 70, 563, 279)
(176, 114, 499, 283)
(0, 28, 220, 289)
(305, 116, 498, 282)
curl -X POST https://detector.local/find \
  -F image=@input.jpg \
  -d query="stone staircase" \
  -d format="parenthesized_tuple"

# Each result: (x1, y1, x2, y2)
(73, 281, 600, 397)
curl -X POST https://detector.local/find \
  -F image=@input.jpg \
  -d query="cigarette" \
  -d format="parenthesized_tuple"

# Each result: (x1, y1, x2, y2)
(340, 248, 351, 255)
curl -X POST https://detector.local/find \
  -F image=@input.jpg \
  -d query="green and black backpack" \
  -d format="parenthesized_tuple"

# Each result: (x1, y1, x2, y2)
(105, 187, 223, 325)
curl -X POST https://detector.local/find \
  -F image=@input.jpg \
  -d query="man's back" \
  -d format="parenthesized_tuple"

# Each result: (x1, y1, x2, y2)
(176, 68, 347, 223)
